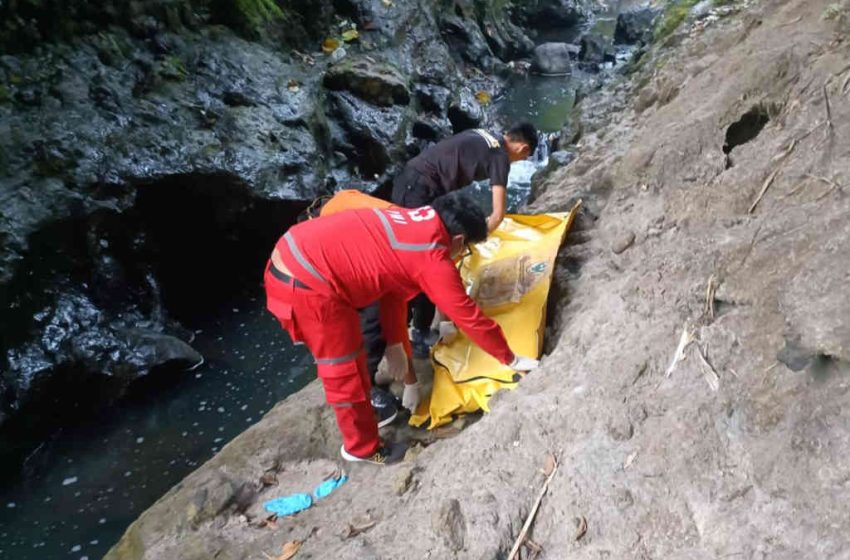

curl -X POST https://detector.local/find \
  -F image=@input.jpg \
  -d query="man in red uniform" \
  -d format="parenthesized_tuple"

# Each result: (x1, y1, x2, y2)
(264, 193, 539, 465)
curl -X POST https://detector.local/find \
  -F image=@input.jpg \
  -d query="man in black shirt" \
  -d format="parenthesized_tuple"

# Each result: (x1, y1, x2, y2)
(392, 122, 538, 232)
(390, 122, 538, 357)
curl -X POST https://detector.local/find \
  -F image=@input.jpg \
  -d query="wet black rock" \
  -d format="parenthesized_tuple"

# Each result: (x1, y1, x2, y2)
(579, 32, 616, 67)
(324, 57, 410, 107)
(5, 291, 201, 410)
(447, 88, 484, 132)
(615, 6, 661, 45)
(516, 0, 595, 28)
(327, 91, 411, 180)
(414, 83, 452, 115)
(440, 15, 497, 72)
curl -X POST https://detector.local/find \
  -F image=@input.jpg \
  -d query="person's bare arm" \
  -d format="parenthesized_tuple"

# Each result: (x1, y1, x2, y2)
(487, 185, 507, 233)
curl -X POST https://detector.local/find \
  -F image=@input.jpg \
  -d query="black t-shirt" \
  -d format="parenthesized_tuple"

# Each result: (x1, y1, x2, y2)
(407, 129, 510, 195)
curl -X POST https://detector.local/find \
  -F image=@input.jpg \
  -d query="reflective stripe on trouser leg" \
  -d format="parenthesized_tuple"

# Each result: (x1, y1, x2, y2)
(287, 290, 379, 459)
(316, 352, 379, 458)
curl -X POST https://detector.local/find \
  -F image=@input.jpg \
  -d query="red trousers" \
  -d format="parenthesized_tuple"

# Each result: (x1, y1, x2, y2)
(264, 262, 380, 458)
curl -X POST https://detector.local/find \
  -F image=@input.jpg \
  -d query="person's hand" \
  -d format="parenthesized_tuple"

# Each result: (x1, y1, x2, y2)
(508, 355, 539, 372)
(383, 343, 408, 381)
(402, 382, 422, 412)
(438, 321, 458, 343)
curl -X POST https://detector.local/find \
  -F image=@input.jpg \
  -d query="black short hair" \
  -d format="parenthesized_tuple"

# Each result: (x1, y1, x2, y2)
(432, 192, 488, 244)
(506, 121, 538, 155)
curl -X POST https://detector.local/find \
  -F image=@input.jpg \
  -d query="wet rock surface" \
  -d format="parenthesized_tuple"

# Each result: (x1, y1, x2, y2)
(578, 31, 616, 68)
(614, 5, 661, 44)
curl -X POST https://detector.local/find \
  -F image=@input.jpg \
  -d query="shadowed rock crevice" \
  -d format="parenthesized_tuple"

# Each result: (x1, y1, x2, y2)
(0, 171, 305, 467)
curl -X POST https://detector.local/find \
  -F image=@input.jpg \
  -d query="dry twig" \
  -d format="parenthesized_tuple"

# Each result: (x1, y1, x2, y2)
(507, 454, 559, 560)
(749, 168, 782, 214)
(696, 345, 720, 391)
(665, 324, 695, 378)
(749, 138, 799, 213)
(806, 173, 844, 200)
(574, 516, 588, 541)
(822, 82, 834, 136)
(343, 520, 376, 538)
(525, 539, 543, 560)
(704, 275, 717, 321)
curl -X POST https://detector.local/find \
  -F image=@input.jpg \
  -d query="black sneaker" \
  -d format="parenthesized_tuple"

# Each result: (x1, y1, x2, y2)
(371, 387, 398, 428)
(340, 441, 407, 465)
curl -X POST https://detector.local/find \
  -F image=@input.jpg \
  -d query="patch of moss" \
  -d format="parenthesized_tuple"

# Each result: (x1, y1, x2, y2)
(0, 85, 10, 104)
(159, 55, 188, 81)
(653, 0, 701, 42)
(823, 1, 850, 34)
(212, 0, 286, 36)
(235, 0, 285, 27)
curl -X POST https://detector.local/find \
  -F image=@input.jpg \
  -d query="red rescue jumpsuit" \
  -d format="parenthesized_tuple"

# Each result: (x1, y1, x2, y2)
(264, 206, 515, 458)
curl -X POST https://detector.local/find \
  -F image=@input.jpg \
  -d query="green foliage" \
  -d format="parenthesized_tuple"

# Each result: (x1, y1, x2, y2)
(236, 0, 285, 25)
(210, 0, 286, 37)
(823, 1, 850, 33)
(159, 55, 188, 81)
(653, 0, 701, 42)
(0, 85, 9, 104)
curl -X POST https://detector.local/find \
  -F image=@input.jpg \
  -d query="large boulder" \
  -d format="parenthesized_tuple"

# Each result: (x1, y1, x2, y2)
(532, 42, 577, 74)
(515, 0, 594, 28)
(579, 32, 616, 67)
(614, 6, 661, 45)
(323, 57, 411, 107)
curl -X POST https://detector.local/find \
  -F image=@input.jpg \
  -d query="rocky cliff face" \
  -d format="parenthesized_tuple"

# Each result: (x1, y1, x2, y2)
(0, 0, 599, 429)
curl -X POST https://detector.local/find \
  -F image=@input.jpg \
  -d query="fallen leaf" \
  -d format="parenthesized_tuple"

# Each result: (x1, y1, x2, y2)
(341, 29, 359, 42)
(321, 37, 340, 54)
(260, 472, 279, 486)
(264, 540, 301, 560)
(542, 453, 556, 476)
(287, 79, 300, 93)
(474, 90, 492, 105)
(574, 516, 588, 541)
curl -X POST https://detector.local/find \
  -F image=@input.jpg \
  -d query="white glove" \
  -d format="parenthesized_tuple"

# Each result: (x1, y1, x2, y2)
(402, 382, 421, 412)
(438, 321, 458, 342)
(508, 355, 540, 372)
(383, 343, 408, 382)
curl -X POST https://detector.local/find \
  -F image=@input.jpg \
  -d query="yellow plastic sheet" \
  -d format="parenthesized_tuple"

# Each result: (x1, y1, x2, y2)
(410, 206, 580, 429)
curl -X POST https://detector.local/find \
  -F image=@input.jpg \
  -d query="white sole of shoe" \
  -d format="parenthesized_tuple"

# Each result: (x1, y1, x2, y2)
(340, 445, 386, 465)
(376, 408, 398, 428)
(340, 445, 362, 462)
